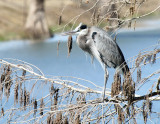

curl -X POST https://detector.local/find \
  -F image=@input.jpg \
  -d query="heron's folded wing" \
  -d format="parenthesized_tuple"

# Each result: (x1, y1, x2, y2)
(91, 28, 125, 68)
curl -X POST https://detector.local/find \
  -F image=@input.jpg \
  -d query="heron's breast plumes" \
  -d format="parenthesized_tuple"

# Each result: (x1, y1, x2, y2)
(77, 35, 90, 52)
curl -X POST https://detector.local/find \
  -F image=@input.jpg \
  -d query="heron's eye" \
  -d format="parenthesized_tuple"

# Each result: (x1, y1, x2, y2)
(80, 25, 87, 30)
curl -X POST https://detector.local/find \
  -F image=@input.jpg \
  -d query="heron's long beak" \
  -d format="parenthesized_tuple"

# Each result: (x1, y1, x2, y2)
(61, 29, 79, 36)
(61, 23, 82, 36)
(62, 31, 76, 35)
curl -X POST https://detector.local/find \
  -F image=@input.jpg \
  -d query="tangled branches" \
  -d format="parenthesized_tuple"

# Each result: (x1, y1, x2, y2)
(57, 0, 160, 34)
(0, 44, 159, 123)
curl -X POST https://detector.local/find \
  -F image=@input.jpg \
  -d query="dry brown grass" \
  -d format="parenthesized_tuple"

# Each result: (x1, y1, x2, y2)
(0, 0, 159, 40)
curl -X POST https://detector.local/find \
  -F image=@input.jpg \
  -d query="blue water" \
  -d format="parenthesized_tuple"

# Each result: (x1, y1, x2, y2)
(0, 29, 159, 87)
(0, 28, 160, 123)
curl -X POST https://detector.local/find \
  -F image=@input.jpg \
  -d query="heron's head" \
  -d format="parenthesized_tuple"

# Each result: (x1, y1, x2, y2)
(63, 23, 88, 36)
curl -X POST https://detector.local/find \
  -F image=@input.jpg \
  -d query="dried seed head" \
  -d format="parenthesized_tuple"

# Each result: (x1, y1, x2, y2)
(58, 15, 62, 25)
(152, 53, 156, 64)
(20, 86, 23, 107)
(69, 111, 75, 123)
(123, 73, 135, 104)
(5, 80, 12, 100)
(76, 94, 86, 104)
(117, 106, 125, 124)
(149, 101, 152, 113)
(146, 55, 152, 63)
(40, 98, 44, 115)
(1, 72, 5, 83)
(54, 93, 58, 106)
(3, 65, 12, 100)
(54, 88, 59, 106)
(1, 108, 4, 116)
(135, 54, 143, 67)
(142, 102, 148, 124)
(23, 88, 30, 110)
(50, 84, 54, 97)
(54, 112, 62, 123)
(22, 69, 26, 77)
(47, 115, 51, 124)
(137, 67, 141, 82)
(24, 88, 27, 109)
(130, 6, 135, 15)
(14, 81, 19, 105)
(126, 106, 130, 117)
(67, 35, 73, 56)
(131, 105, 136, 123)
(34, 99, 37, 116)
(74, 114, 80, 124)
(64, 116, 69, 124)
(0, 83, 3, 97)
(7, 65, 11, 72)
(0, 73, 4, 93)
(128, 21, 132, 28)
(96, 13, 100, 23)
(27, 91, 30, 105)
(157, 78, 160, 91)
(111, 73, 121, 97)
(111, 82, 115, 97)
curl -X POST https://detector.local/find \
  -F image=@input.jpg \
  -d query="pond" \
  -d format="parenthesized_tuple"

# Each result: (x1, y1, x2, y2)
(0, 26, 160, 123)
(0, 28, 159, 89)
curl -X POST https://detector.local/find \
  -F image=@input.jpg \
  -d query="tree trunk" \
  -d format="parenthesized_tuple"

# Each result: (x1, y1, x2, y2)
(25, 0, 51, 39)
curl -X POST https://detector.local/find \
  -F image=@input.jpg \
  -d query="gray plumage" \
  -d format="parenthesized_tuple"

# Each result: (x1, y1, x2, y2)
(63, 23, 129, 101)
(76, 25, 129, 74)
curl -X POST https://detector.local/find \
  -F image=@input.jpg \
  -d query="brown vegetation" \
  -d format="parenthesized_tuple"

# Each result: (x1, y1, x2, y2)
(0, 43, 160, 123)
(0, 0, 159, 40)
(0, 0, 160, 123)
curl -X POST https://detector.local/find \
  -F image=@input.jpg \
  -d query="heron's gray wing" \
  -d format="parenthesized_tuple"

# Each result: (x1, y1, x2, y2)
(90, 27, 125, 68)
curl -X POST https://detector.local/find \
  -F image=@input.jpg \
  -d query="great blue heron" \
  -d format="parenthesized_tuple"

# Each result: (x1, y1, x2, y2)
(63, 23, 129, 101)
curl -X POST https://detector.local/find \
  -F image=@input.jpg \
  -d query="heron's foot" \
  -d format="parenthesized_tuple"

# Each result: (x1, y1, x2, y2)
(101, 96, 108, 103)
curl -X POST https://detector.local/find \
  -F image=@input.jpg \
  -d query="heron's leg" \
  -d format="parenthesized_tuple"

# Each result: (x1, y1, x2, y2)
(102, 65, 109, 102)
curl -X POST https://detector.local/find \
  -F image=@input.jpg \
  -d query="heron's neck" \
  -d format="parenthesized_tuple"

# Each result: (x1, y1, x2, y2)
(79, 29, 89, 36)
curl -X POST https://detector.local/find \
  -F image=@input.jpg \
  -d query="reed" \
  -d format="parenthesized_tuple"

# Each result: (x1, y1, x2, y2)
(0, 44, 160, 123)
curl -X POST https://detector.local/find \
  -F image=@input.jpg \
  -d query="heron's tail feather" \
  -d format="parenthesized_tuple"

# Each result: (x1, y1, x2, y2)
(116, 61, 130, 76)
(121, 61, 130, 76)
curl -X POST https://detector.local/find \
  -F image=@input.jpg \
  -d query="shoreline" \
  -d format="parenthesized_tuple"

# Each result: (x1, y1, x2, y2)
(0, 0, 160, 41)
(118, 18, 160, 33)
(0, 18, 159, 42)
(0, 24, 159, 51)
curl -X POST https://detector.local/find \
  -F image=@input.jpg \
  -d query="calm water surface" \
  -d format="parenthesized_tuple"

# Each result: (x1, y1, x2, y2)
(0, 29, 159, 88)
(0, 28, 160, 123)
